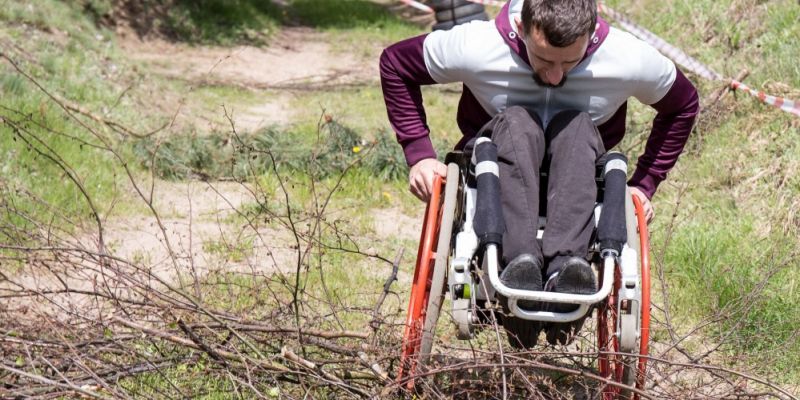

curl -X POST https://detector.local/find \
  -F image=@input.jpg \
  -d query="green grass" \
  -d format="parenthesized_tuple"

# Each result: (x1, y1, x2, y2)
(289, 0, 424, 56)
(652, 110, 800, 378)
(77, 0, 283, 46)
(0, 0, 146, 232)
(167, 0, 283, 45)
(605, 0, 800, 381)
(203, 236, 254, 263)
(133, 117, 411, 184)
(119, 350, 277, 398)
(288, 84, 463, 158)
(661, 216, 799, 376)
(290, 0, 422, 39)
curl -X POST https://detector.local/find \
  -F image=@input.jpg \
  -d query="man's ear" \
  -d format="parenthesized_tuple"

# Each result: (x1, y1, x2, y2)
(514, 16, 523, 34)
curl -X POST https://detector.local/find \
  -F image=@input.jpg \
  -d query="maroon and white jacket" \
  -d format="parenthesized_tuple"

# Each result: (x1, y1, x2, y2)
(379, 0, 699, 198)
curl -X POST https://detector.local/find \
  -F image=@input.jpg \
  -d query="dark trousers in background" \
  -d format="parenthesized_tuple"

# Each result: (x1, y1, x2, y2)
(476, 106, 606, 277)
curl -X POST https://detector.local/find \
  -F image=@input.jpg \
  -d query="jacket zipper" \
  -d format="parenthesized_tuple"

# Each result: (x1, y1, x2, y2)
(544, 88, 552, 127)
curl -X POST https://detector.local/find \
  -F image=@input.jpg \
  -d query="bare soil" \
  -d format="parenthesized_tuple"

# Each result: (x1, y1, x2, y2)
(104, 180, 298, 280)
(119, 26, 378, 133)
(86, 19, 415, 288)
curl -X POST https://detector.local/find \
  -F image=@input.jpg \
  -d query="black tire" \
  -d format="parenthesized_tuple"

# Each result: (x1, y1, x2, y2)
(432, 19, 455, 31)
(431, 11, 488, 31)
(504, 316, 540, 349)
(429, 0, 474, 12)
(434, 3, 485, 21)
(619, 356, 637, 399)
(500, 296, 540, 349)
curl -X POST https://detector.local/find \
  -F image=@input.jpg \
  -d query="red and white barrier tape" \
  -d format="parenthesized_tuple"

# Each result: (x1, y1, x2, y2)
(598, 3, 800, 118)
(398, 0, 433, 13)
(597, 3, 722, 81)
(730, 80, 800, 117)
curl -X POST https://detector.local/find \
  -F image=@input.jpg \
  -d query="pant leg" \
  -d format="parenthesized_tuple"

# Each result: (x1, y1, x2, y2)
(476, 106, 545, 267)
(542, 110, 606, 276)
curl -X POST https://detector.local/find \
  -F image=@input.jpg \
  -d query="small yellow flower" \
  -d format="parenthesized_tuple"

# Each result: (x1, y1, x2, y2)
(352, 146, 361, 153)
(382, 191, 392, 201)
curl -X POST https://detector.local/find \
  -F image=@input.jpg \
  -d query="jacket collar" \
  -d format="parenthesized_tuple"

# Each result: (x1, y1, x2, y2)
(495, 0, 609, 66)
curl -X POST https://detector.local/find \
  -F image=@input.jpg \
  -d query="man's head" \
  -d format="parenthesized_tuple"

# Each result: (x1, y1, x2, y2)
(514, 0, 597, 87)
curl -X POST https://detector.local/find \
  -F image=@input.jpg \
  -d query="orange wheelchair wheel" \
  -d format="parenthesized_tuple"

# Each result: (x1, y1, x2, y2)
(397, 175, 444, 388)
(597, 193, 651, 399)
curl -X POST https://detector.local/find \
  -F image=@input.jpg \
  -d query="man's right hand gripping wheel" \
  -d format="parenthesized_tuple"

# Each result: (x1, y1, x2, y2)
(409, 158, 448, 202)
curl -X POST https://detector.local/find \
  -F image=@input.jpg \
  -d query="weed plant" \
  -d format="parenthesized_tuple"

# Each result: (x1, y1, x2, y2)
(167, 0, 282, 45)
(134, 119, 408, 182)
(290, 0, 423, 56)
(78, 0, 282, 45)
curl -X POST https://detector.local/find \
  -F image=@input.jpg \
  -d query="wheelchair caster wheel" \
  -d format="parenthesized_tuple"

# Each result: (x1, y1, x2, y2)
(453, 298, 474, 339)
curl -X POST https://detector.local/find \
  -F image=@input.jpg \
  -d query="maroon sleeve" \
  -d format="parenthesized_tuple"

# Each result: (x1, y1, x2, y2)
(627, 68, 699, 199)
(379, 34, 438, 166)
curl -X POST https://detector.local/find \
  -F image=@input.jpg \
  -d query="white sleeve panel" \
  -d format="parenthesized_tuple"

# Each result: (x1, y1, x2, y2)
(423, 21, 493, 84)
(629, 38, 677, 105)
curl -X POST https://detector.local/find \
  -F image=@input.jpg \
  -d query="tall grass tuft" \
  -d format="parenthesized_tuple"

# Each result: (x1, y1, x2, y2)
(133, 120, 407, 182)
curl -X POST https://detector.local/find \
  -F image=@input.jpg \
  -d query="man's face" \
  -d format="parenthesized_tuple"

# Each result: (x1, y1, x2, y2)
(515, 18, 589, 88)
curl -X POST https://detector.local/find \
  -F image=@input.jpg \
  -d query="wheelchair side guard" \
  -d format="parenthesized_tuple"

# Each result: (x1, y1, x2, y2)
(448, 170, 480, 340)
(604, 153, 642, 353)
(597, 153, 629, 258)
(471, 137, 504, 247)
(447, 138, 504, 339)
(617, 244, 641, 352)
(449, 187, 477, 290)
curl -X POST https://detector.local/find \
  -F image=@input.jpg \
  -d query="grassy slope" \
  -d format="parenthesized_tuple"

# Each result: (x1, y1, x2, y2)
(606, 0, 800, 379)
(0, 1, 142, 228)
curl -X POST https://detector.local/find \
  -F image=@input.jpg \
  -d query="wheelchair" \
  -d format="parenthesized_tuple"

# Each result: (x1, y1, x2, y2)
(397, 137, 652, 399)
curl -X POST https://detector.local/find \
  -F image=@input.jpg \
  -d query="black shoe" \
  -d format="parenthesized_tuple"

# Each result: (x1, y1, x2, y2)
(542, 257, 596, 345)
(500, 253, 544, 349)
(499, 253, 543, 310)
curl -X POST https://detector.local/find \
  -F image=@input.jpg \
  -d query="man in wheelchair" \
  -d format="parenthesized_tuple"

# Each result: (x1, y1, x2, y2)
(380, 0, 698, 346)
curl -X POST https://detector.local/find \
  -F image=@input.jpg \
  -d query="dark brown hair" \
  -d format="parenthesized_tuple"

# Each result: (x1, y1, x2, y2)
(520, 0, 597, 47)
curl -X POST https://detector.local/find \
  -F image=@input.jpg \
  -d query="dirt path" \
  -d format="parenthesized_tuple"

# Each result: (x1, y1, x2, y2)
(120, 26, 379, 133)
(2, 1, 423, 328)
(102, 20, 416, 286)
(104, 181, 296, 278)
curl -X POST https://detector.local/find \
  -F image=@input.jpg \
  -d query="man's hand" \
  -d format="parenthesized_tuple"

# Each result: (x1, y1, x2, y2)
(409, 158, 447, 202)
(629, 186, 654, 224)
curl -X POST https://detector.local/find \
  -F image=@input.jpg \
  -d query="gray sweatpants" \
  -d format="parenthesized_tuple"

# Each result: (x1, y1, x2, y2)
(476, 106, 606, 277)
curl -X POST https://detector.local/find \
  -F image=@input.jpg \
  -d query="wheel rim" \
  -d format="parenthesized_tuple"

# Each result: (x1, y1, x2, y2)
(398, 174, 445, 388)
(419, 163, 460, 363)
(598, 264, 622, 399)
(632, 194, 651, 399)
(598, 192, 652, 399)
